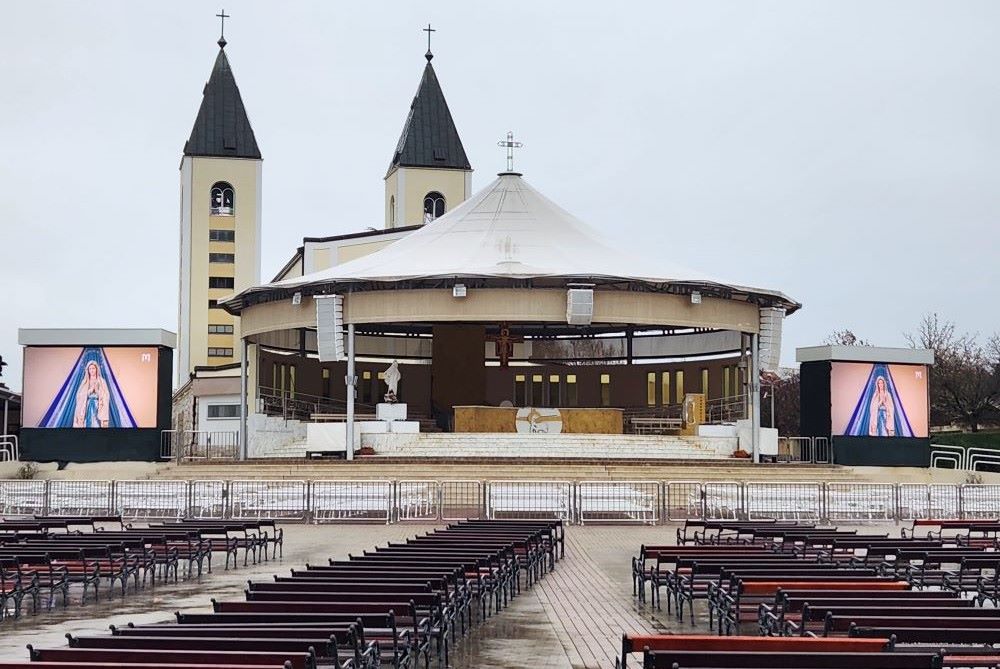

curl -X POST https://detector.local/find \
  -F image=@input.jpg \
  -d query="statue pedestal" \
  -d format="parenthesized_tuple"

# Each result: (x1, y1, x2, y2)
(376, 403, 408, 422)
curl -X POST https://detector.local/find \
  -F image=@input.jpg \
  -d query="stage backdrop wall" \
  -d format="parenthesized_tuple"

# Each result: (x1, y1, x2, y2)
(799, 359, 930, 467)
(20, 348, 173, 462)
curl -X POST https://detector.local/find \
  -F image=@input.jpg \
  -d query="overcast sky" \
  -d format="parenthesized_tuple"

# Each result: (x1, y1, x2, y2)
(2, 1, 998, 391)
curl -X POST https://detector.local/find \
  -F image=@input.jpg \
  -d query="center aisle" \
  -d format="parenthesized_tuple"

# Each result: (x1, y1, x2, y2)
(532, 526, 677, 669)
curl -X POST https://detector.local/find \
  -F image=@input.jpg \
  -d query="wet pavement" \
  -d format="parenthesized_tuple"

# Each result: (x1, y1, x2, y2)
(0, 522, 844, 668)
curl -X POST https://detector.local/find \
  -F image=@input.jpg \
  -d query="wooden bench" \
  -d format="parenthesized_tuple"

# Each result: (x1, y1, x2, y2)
(617, 634, 893, 669)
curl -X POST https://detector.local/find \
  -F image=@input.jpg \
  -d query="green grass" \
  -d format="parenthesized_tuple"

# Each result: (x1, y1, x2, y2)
(931, 431, 1000, 450)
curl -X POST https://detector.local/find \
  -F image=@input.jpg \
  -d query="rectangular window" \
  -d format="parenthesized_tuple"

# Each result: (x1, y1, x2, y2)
(207, 347, 233, 358)
(661, 372, 670, 406)
(702, 368, 709, 397)
(208, 299, 222, 309)
(361, 372, 375, 404)
(723, 366, 731, 398)
(322, 368, 331, 398)
(531, 374, 544, 407)
(209, 229, 235, 242)
(600, 373, 611, 407)
(209, 252, 235, 263)
(208, 324, 234, 334)
(514, 374, 526, 406)
(549, 374, 561, 407)
(646, 372, 656, 406)
(675, 370, 685, 404)
(207, 404, 240, 419)
(566, 374, 578, 407)
(209, 276, 235, 289)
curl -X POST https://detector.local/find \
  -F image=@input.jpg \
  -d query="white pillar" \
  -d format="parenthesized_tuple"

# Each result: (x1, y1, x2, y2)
(345, 323, 356, 461)
(750, 332, 762, 464)
(239, 337, 248, 461)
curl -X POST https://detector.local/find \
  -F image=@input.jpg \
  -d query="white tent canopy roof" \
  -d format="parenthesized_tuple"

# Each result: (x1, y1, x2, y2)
(224, 172, 799, 312)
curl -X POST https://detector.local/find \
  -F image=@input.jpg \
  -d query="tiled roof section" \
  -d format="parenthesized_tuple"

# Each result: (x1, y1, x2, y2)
(183, 47, 261, 159)
(389, 61, 470, 172)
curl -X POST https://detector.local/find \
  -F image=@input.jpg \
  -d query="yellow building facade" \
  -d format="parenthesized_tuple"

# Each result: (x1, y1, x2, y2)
(177, 39, 262, 384)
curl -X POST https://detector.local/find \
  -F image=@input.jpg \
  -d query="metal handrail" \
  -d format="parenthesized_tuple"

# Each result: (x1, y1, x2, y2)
(0, 434, 18, 462)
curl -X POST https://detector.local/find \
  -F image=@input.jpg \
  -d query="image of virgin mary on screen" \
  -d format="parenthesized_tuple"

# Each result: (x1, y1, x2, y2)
(844, 363, 915, 438)
(38, 347, 138, 428)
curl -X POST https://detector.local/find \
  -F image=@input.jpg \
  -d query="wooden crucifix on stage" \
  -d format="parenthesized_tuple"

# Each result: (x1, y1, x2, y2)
(486, 323, 523, 368)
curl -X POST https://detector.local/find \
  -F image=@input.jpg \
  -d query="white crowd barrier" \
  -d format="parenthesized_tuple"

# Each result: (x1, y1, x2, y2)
(2, 479, 1000, 524)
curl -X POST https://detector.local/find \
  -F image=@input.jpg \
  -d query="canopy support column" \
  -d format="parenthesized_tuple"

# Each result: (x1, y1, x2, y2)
(750, 332, 761, 464)
(239, 337, 248, 461)
(346, 323, 356, 461)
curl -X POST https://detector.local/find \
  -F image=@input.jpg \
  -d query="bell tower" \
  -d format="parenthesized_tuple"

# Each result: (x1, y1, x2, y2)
(177, 24, 262, 384)
(385, 27, 472, 229)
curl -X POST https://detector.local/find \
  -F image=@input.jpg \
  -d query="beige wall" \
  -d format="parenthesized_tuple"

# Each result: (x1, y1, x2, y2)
(240, 289, 760, 339)
(385, 166, 470, 228)
(337, 240, 396, 265)
(179, 155, 261, 382)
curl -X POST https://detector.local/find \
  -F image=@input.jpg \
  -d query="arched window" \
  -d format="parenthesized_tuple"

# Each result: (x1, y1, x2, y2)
(210, 182, 235, 215)
(423, 191, 445, 223)
(389, 196, 396, 227)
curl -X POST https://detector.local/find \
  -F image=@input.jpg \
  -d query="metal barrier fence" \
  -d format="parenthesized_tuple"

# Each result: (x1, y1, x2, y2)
(487, 481, 572, 521)
(161, 430, 240, 461)
(46, 480, 113, 516)
(745, 482, 822, 521)
(3, 479, 1000, 523)
(114, 480, 188, 519)
(312, 480, 392, 524)
(826, 482, 895, 522)
(229, 480, 308, 520)
(441, 480, 484, 521)
(664, 481, 704, 521)
(577, 481, 659, 524)
(0, 480, 46, 515)
(190, 480, 227, 518)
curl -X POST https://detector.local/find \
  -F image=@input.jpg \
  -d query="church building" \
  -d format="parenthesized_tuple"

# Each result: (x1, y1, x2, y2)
(173, 28, 474, 436)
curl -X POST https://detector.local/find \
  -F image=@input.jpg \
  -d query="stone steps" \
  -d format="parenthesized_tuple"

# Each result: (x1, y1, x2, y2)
(159, 459, 863, 482)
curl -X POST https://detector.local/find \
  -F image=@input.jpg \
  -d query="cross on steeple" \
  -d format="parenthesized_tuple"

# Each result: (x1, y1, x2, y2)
(423, 23, 436, 61)
(216, 9, 230, 48)
(498, 131, 523, 173)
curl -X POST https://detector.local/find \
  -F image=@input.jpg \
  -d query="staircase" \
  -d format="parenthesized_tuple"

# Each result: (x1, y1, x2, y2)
(157, 458, 866, 483)
(364, 433, 732, 459)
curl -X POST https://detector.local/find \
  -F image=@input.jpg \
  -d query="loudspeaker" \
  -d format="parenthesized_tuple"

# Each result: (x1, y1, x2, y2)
(758, 307, 785, 372)
(566, 288, 594, 325)
(316, 295, 345, 362)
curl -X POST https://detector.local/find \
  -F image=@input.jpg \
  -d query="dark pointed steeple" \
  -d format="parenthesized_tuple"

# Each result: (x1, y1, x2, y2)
(183, 41, 261, 159)
(388, 58, 470, 173)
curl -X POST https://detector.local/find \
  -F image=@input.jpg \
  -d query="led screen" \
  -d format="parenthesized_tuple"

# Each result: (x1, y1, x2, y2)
(22, 346, 159, 428)
(831, 362, 928, 438)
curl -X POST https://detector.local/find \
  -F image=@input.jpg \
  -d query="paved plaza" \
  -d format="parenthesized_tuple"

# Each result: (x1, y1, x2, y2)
(0, 522, 707, 668)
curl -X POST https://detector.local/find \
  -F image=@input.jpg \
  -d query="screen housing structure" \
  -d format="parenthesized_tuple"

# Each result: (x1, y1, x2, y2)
(17, 329, 176, 462)
(797, 345, 934, 467)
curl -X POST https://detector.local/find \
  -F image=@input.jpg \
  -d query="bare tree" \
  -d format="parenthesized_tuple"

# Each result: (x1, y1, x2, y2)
(825, 329, 872, 346)
(905, 314, 1000, 431)
(905, 312, 956, 354)
(762, 370, 800, 435)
